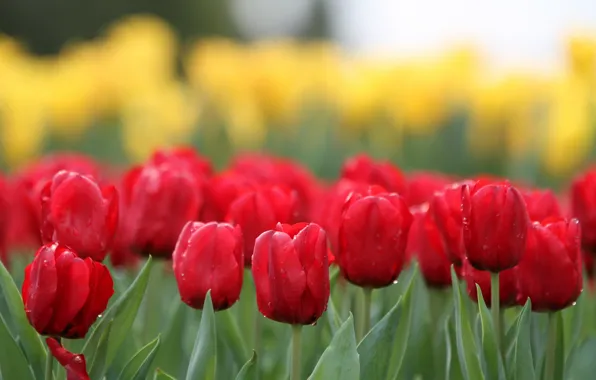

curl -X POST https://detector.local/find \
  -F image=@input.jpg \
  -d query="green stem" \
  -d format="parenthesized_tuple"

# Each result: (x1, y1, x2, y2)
(362, 288, 373, 337)
(254, 307, 262, 380)
(338, 277, 351, 320)
(45, 347, 54, 380)
(491, 273, 501, 353)
(544, 313, 558, 380)
(291, 325, 302, 380)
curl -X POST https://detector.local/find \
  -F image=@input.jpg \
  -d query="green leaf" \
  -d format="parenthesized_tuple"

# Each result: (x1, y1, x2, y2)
(358, 269, 416, 380)
(119, 336, 161, 380)
(153, 300, 187, 377)
(309, 314, 360, 380)
(325, 295, 343, 335)
(154, 368, 178, 380)
(450, 267, 485, 380)
(82, 256, 153, 366)
(0, 261, 46, 379)
(475, 284, 505, 380)
(186, 291, 217, 380)
(566, 337, 596, 379)
(217, 307, 249, 368)
(235, 351, 257, 380)
(508, 299, 535, 380)
(0, 314, 35, 380)
(88, 320, 113, 380)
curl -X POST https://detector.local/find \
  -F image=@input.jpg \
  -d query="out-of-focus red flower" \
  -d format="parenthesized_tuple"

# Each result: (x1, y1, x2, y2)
(516, 218, 583, 312)
(46, 338, 90, 380)
(338, 187, 413, 288)
(406, 205, 456, 288)
(149, 147, 213, 179)
(405, 172, 452, 207)
(201, 172, 258, 222)
(22, 243, 114, 339)
(173, 222, 243, 311)
(522, 189, 562, 222)
(252, 223, 330, 324)
(124, 161, 203, 258)
(226, 186, 298, 266)
(40, 171, 118, 262)
(0, 175, 8, 264)
(584, 250, 594, 278)
(230, 154, 319, 221)
(463, 259, 517, 307)
(571, 169, 596, 251)
(340, 154, 407, 195)
(462, 182, 529, 272)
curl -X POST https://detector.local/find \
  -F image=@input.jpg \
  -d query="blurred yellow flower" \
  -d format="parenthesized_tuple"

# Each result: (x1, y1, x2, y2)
(567, 33, 596, 81)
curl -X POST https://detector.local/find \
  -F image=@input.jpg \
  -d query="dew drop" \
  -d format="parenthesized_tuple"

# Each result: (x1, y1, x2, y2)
(392, 280, 399, 284)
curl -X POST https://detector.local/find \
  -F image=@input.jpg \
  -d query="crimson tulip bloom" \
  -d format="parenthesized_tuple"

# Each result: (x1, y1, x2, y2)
(340, 154, 407, 195)
(516, 218, 583, 312)
(463, 259, 517, 307)
(201, 172, 257, 222)
(173, 222, 243, 311)
(462, 182, 530, 272)
(40, 171, 119, 262)
(149, 147, 213, 179)
(124, 161, 203, 258)
(46, 338, 90, 380)
(22, 243, 114, 339)
(406, 205, 454, 288)
(571, 169, 596, 250)
(523, 189, 562, 222)
(0, 176, 8, 264)
(338, 189, 413, 288)
(252, 223, 330, 324)
(405, 172, 452, 207)
(226, 186, 298, 266)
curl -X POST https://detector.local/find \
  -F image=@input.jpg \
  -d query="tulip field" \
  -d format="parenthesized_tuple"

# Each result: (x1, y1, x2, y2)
(0, 147, 595, 380)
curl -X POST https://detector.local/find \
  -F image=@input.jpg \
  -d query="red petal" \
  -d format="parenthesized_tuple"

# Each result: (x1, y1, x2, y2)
(25, 244, 58, 333)
(46, 338, 90, 380)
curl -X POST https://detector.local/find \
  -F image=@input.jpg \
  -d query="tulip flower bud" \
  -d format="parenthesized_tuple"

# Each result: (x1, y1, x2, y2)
(407, 205, 455, 288)
(463, 259, 517, 307)
(40, 171, 119, 262)
(46, 338, 90, 380)
(522, 189, 562, 222)
(252, 223, 330, 325)
(516, 218, 583, 312)
(405, 172, 452, 207)
(462, 182, 530, 272)
(201, 172, 257, 222)
(341, 154, 407, 195)
(22, 243, 114, 339)
(125, 161, 203, 258)
(173, 222, 244, 311)
(338, 189, 413, 288)
(226, 186, 298, 266)
(571, 169, 596, 250)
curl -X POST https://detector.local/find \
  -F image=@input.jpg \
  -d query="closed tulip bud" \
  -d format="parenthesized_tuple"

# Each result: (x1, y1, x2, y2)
(462, 182, 529, 272)
(279, 222, 336, 265)
(125, 161, 203, 258)
(405, 172, 452, 207)
(463, 259, 517, 307)
(516, 218, 583, 312)
(226, 186, 298, 266)
(523, 189, 562, 222)
(40, 171, 119, 262)
(173, 222, 243, 311)
(46, 338, 90, 380)
(571, 169, 596, 250)
(22, 243, 114, 339)
(429, 181, 472, 266)
(201, 172, 257, 222)
(338, 188, 413, 288)
(341, 154, 407, 195)
(407, 205, 455, 288)
(252, 223, 330, 324)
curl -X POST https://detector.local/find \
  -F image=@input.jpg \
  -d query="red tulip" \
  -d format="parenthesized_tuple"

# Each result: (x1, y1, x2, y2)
(22, 243, 114, 338)
(46, 338, 90, 380)
(338, 188, 413, 288)
(407, 205, 455, 288)
(124, 161, 203, 258)
(40, 171, 118, 262)
(462, 182, 529, 272)
(523, 189, 562, 222)
(252, 223, 330, 324)
(0, 175, 8, 264)
(571, 169, 596, 251)
(584, 250, 594, 278)
(172, 222, 244, 311)
(278, 222, 336, 265)
(516, 218, 583, 311)
(405, 172, 452, 207)
(226, 186, 298, 266)
(429, 181, 472, 266)
(149, 147, 213, 179)
(340, 154, 407, 195)
(463, 259, 517, 307)
(201, 172, 257, 222)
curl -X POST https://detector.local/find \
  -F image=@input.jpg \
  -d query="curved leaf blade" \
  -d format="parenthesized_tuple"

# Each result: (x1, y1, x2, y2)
(235, 351, 257, 380)
(186, 291, 217, 380)
(0, 314, 35, 380)
(119, 336, 161, 380)
(475, 284, 505, 380)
